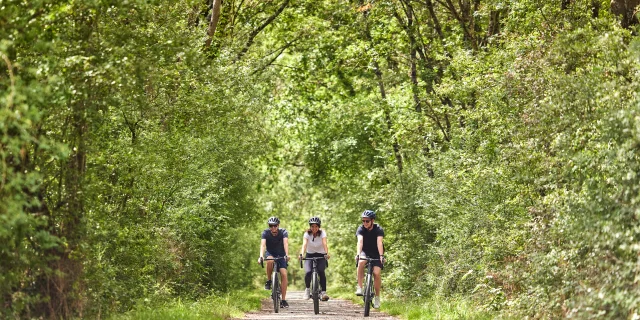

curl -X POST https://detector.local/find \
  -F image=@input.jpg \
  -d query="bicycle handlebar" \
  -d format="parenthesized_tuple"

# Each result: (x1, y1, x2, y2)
(358, 257, 380, 261)
(299, 256, 328, 268)
(260, 256, 286, 268)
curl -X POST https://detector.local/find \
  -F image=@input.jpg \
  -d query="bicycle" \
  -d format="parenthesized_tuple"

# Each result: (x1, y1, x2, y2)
(357, 257, 381, 317)
(300, 255, 328, 315)
(261, 256, 287, 313)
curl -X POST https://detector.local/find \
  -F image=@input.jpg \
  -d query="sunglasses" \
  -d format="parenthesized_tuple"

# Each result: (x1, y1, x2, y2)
(362, 219, 372, 223)
(269, 225, 279, 228)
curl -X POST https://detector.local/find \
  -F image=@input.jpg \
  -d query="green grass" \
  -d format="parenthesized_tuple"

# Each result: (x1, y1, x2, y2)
(330, 286, 494, 320)
(382, 297, 495, 320)
(107, 289, 267, 320)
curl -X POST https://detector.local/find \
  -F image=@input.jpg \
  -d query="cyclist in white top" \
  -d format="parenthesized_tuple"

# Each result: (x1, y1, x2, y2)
(298, 216, 331, 301)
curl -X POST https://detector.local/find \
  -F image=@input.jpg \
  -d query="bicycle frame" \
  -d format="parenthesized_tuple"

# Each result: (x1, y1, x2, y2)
(262, 256, 286, 313)
(300, 256, 327, 315)
(358, 257, 380, 317)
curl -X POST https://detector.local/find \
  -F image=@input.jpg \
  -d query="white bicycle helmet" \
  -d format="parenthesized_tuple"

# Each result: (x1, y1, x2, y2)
(267, 216, 280, 225)
(308, 216, 321, 227)
(361, 210, 376, 219)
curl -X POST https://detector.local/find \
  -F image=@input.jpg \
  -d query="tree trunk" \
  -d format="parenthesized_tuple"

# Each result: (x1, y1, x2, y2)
(424, 0, 444, 43)
(361, 6, 404, 174)
(205, 0, 222, 47)
(487, 10, 501, 39)
(592, 0, 600, 18)
(610, 0, 640, 27)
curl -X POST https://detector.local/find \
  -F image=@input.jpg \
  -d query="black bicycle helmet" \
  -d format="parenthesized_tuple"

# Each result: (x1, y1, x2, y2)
(361, 210, 376, 219)
(267, 216, 280, 225)
(308, 216, 321, 227)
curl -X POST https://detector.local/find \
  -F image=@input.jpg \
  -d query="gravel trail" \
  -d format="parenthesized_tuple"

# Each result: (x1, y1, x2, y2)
(236, 290, 399, 320)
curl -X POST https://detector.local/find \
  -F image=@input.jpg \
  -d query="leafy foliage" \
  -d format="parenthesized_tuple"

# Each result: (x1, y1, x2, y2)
(257, 0, 640, 318)
(3, 0, 640, 318)
(2, 0, 271, 318)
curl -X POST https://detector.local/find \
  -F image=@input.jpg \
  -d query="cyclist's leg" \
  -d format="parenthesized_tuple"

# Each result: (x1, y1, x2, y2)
(356, 252, 367, 288)
(372, 266, 382, 296)
(277, 256, 289, 300)
(280, 268, 288, 300)
(317, 259, 327, 291)
(304, 258, 312, 288)
(318, 270, 327, 290)
(265, 255, 274, 281)
(304, 271, 312, 288)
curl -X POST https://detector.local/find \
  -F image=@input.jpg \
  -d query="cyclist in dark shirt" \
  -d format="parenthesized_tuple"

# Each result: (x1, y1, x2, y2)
(355, 210, 385, 309)
(258, 216, 291, 308)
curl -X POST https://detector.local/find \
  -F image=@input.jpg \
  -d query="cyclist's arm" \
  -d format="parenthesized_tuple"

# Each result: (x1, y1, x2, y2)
(283, 237, 290, 257)
(260, 239, 267, 258)
(377, 236, 384, 257)
(356, 235, 364, 255)
(300, 237, 308, 256)
(322, 237, 329, 255)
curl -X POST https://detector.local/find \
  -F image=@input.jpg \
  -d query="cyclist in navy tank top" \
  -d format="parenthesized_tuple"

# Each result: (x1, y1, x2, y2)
(258, 217, 291, 308)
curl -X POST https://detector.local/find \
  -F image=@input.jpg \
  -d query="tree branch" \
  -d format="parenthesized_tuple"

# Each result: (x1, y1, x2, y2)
(1, 52, 16, 110)
(252, 37, 299, 75)
(423, 0, 445, 42)
(236, 0, 290, 61)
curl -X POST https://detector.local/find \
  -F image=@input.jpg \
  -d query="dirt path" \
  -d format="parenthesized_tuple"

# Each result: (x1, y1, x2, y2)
(237, 290, 399, 320)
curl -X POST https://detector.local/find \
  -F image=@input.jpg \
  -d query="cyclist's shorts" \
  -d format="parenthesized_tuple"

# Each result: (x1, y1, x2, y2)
(265, 251, 288, 270)
(359, 252, 384, 270)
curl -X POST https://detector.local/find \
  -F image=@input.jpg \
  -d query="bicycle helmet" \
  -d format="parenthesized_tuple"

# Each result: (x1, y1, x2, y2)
(361, 210, 376, 219)
(267, 216, 280, 225)
(308, 216, 321, 227)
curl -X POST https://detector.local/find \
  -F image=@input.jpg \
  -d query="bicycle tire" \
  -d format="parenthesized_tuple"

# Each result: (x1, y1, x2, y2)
(312, 271, 320, 314)
(363, 273, 372, 317)
(272, 272, 280, 313)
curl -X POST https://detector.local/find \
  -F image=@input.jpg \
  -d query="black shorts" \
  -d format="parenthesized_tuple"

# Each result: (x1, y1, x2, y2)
(360, 252, 383, 270)
(265, 251, 288, 270)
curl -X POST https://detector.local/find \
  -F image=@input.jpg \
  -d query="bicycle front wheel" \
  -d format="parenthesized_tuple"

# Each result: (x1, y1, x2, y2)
(363, 273, 372, 317)
(272, 272, 280, 313)
(312, 272, 319, 314)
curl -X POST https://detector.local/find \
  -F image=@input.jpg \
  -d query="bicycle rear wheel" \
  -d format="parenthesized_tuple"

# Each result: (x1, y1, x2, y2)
(312, 272, 319, 314)
(363, 273, 372, 317)
(272, 272, 280, 313)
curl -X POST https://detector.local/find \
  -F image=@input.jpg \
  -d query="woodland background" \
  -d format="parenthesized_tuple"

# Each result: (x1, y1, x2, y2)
(2, 0, 640, 318)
